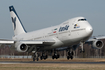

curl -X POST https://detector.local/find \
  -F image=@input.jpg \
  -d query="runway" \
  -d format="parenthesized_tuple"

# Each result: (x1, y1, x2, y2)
(0, 58, 105, 64)
(1, 58, 105, 70)
(0, 61, 105, 64)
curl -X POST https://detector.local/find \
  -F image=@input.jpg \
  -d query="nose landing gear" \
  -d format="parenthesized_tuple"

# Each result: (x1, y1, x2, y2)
(80, 42, 85, 53)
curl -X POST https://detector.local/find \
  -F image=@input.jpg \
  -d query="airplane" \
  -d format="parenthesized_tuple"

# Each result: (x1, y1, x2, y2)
(0, 5, 104, 61)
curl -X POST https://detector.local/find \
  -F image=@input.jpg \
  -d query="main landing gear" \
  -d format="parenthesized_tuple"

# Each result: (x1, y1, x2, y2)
(40, 52, 48, 60)
(52, 51, 60, 59)
(32, 52, 39, 61)
(32, 46, 39, 61)
(67, 50, 74, 60)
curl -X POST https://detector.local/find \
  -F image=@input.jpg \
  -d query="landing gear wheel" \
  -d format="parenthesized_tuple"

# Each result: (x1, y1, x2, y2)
(71, 51, 74, 55)
(40, 56, 42, 60)
(40, 54, 48, 60)
(70, 56, 73, 59)
(46, 55, 48, 59)
(33, 57, 35, 61)
(32, 52, 39, 61)
(52, 54, 59, 59)
(57, 54, 60, 58)
(67, 50, 74, 60)
(36, 58, 39, 61)
(52, 50, 60, 59)
(67, 56, 69, 60)
(52, 56, 54, 59)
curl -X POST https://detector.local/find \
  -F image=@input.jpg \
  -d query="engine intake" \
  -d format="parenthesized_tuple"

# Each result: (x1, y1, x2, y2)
(15, 42, 28, 52)
(96, 41, 103, 48)
(92, 40, 104, 49)
(20, 44, 28, 51)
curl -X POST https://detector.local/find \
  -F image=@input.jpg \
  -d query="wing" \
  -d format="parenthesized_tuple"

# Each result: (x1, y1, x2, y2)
(88, 36, 105, 41)
(85, 36, 105, 49)
(0, 39, 55, 53)
(0, 39, 55, 46)
(0, 39, 14, 44)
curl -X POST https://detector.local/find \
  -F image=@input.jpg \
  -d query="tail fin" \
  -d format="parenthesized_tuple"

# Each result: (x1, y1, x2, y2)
(9, 6, 26, 36)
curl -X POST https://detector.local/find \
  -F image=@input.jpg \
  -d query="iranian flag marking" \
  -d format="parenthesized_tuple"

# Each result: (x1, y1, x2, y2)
(53, 31, 56, 33)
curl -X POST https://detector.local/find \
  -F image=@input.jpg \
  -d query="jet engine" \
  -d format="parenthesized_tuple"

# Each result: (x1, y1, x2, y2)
(92, 40, 104, 49)
(15, 42, 28, 52)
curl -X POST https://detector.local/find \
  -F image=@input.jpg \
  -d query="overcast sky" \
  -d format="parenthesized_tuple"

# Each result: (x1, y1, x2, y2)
(0, 0, 105, 39)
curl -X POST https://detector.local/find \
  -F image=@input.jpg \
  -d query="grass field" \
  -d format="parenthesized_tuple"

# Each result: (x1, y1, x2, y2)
(0, 64, 105, 70)
(0, 58, 105, 70)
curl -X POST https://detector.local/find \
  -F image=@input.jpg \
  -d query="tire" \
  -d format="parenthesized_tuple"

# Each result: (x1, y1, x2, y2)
(46, 55, 48, 59)
(67, 56, 69, 60)
(36, 58, 39, 61)
(71, 51, 74, 55)
(33, 57, 35, 61)
(40, 56, 42, 60)
(57, 55, 60, 58)
(44, 57, 46, 60)
(56, 57, 58, 59)
(52, 56, 54, 59)
(71, 56, 73, 60)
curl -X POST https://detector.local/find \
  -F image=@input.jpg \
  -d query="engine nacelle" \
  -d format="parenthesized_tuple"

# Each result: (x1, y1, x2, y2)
(92, 40, 104, 49)
(15, 42, 28, 52)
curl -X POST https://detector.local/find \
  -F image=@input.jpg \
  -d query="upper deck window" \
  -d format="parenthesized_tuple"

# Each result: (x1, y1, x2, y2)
(78, 19, 86, 21)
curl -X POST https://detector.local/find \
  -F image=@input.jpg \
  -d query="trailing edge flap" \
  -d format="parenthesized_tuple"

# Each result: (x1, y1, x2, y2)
(0, 39, 55, 45)
(19, 40, 55, 45)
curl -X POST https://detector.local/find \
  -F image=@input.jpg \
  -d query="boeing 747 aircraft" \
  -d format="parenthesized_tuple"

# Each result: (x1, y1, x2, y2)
(0, 6, 104, 61)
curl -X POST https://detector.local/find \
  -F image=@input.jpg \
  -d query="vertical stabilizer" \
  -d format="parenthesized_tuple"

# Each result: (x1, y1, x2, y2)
(9, 6, 26, 36)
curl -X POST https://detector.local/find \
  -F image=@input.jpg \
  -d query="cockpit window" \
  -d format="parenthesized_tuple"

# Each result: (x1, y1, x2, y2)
(78, 19, 86, 21)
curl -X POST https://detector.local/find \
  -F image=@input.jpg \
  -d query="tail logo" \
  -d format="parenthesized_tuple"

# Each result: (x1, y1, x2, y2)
(12, 17, 16, 30)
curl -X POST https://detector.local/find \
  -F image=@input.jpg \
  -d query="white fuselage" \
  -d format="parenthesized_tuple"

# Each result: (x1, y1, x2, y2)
(13, 17, 93, 50)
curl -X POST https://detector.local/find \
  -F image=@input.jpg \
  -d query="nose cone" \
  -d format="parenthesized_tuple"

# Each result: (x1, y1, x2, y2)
(86, 26, 93, 36)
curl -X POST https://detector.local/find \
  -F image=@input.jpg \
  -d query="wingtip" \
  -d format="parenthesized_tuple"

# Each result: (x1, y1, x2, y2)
(9, 5, 14, 8)
(9, 5, 14, 11)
